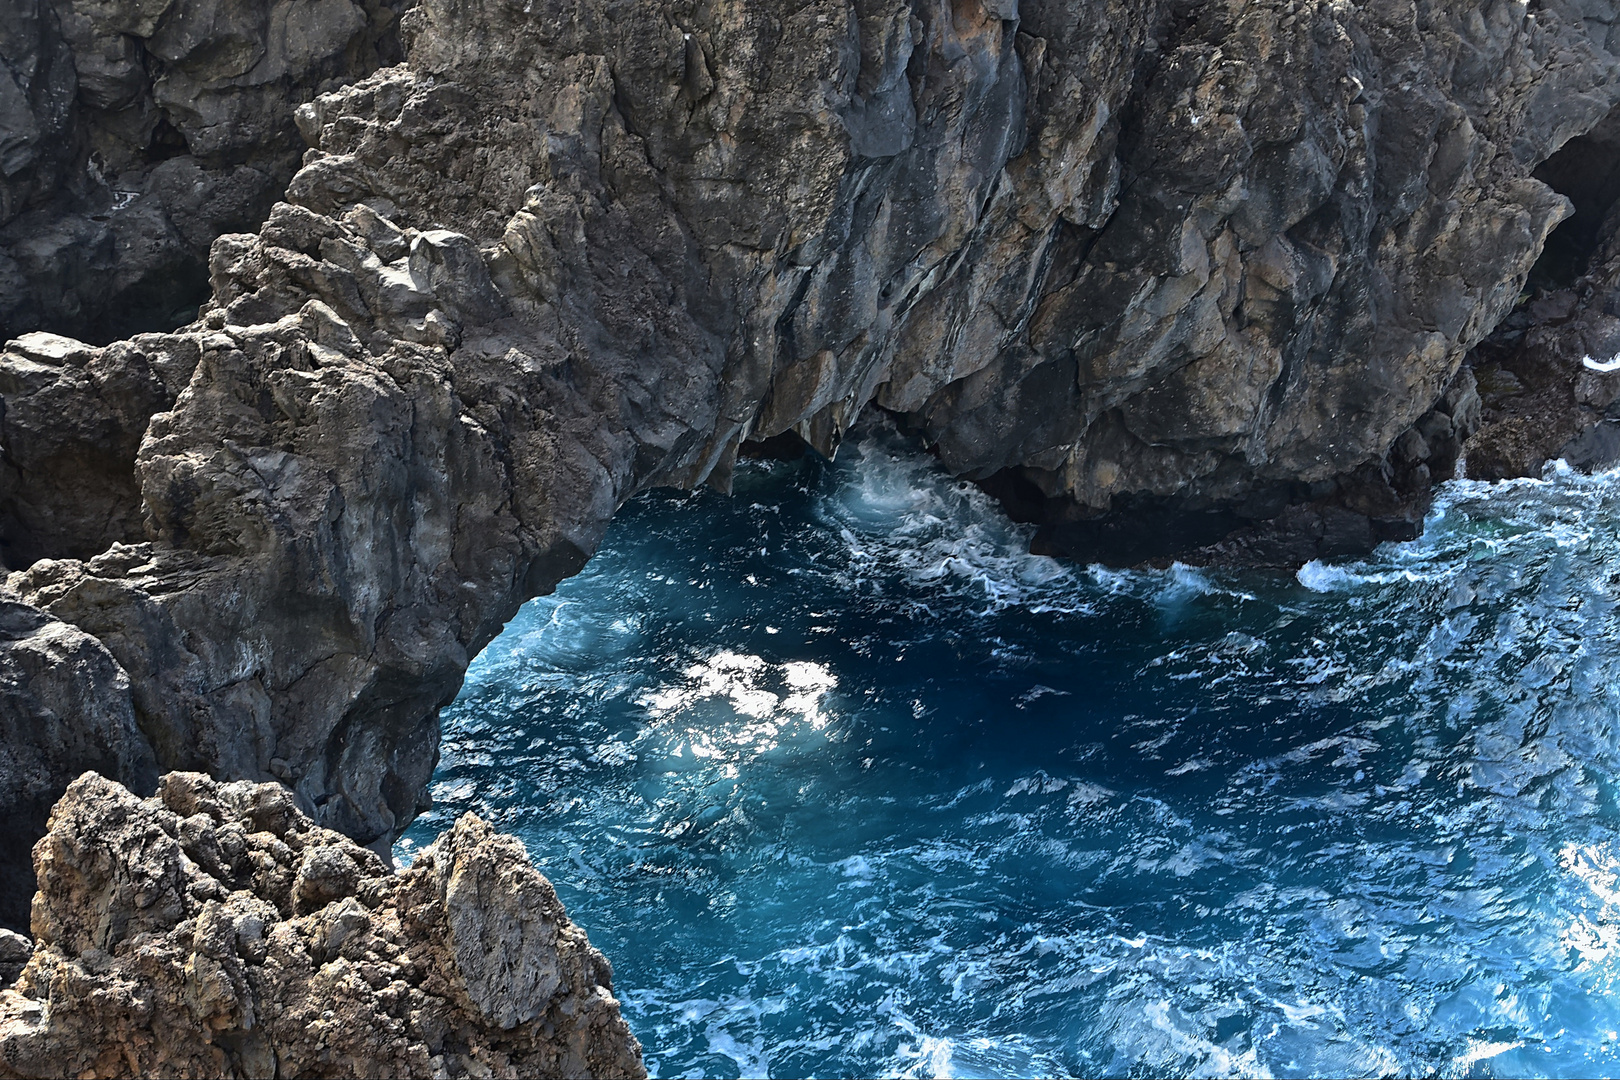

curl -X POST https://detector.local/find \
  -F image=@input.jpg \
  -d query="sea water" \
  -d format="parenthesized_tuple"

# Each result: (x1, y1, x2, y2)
(399, 428, 1620, 1079)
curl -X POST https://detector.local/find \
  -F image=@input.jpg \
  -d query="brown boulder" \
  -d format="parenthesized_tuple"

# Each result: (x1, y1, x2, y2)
(0, 772, 644, 1080)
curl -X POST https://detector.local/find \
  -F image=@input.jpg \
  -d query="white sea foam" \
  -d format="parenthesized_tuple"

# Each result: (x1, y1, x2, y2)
(819, 431, 1084, 612)
(638, 651, 837, 733)
(1296, 559, 1358, 592)
(410, 429, 1620, 1080)
(1448, 1038, 1524, 1074)
(706, 1027, 770, 1079)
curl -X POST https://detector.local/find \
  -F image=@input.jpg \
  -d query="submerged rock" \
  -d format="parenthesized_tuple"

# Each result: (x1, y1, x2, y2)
(0, 771, 645, 1079)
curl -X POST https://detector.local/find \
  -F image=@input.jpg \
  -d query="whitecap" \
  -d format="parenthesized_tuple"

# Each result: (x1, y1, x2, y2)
(1296, 559, 1358, 592)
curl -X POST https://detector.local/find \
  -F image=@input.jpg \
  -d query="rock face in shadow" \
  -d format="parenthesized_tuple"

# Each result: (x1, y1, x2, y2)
(0, 771, 644, 1079)
(0, 602, 155, 933)
(0, 0, 409, 342)
(4, 0, 1620, 924)
(1456, 108, 1620, 480)
(0, 331, 199, 566)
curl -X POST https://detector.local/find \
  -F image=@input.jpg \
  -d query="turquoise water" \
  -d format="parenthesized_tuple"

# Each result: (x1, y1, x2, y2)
(400, 429, 1620, 1079)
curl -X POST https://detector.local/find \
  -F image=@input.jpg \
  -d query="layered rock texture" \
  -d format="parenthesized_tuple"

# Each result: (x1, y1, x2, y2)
(0, 771, 645, 1078)
(6, 0, 1620, 975)
(0, 0, 408, 341)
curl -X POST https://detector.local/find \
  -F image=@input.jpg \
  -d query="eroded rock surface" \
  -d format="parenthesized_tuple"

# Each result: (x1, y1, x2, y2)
(0, 0, 409, 342)
(0, 771, 644, 1079)
(0, 601, 154, 932)
(7, 0, 1620, 914)
(0, 330, 198, 566)
(1456, 120, 1620, 480)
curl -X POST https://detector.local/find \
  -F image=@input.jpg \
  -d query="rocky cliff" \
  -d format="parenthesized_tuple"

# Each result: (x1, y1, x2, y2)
(4, 0, 1620, 975)
(0, 0, 408, 341)
(0, 771, 645, 1078)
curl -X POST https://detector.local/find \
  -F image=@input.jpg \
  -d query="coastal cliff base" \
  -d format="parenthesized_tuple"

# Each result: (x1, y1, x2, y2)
(0, 772, 645, 1080)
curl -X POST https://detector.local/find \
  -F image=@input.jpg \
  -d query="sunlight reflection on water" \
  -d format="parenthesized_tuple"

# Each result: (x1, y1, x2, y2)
(402, 436, 1620, 1079)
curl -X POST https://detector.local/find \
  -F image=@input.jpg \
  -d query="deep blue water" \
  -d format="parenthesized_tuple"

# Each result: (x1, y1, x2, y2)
(400, 428, 1620, 1079)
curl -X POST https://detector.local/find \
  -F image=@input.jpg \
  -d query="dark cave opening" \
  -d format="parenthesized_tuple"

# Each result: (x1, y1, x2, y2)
(0, 812, 44, 934)
(81, 259, 213, 345)
(1527, 106, 1620, 293)
(740, 429, 815, 462)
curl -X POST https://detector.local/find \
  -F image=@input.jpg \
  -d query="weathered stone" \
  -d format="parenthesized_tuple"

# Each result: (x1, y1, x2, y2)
(1453, 87, 1620, 483)
(0, 772, 644, 1079)
(0, 0, 410, 343)
(7, 0, 1620, 941)
(0, 602, 154, 932)
(0, 332, 195, 566)
(9, 0, 1620, 965)
(1561, 418, 1620, 470)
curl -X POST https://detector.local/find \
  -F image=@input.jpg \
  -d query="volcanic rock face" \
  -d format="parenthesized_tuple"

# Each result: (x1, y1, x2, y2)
(1457, 102, 1620, 479)
(0, 601, 154, 932)
(0, 0, 408, 342)
(0, 771, 645, 1079)
(4, 0, 1620, 921)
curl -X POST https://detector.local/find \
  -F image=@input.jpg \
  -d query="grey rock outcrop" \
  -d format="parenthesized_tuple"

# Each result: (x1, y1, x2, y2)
(0, 0, 409, 342)
(0, 934, 26, 989)
(7, 0, 1620, 919)
(0, 601, 154, 932)
(0, 330, 198, 566)
(0, 771, 644, 1079)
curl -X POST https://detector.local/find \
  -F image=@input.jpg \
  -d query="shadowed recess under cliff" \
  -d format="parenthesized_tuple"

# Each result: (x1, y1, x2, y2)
(407, 431, 1620, 1078)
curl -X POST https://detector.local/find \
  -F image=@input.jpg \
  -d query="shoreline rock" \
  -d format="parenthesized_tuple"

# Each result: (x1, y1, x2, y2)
(4, 0, 1620, 971)
(0, 771, 645, 1079)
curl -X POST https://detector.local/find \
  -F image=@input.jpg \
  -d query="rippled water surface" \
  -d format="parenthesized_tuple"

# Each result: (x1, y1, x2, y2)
(400, 430, 1620, 1078)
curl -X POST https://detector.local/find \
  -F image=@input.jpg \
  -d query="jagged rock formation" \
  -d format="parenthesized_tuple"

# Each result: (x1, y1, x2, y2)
(5, 0, 1620, 925)
(0, 0, 409, 342)
(0, 771, 645, 1079)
